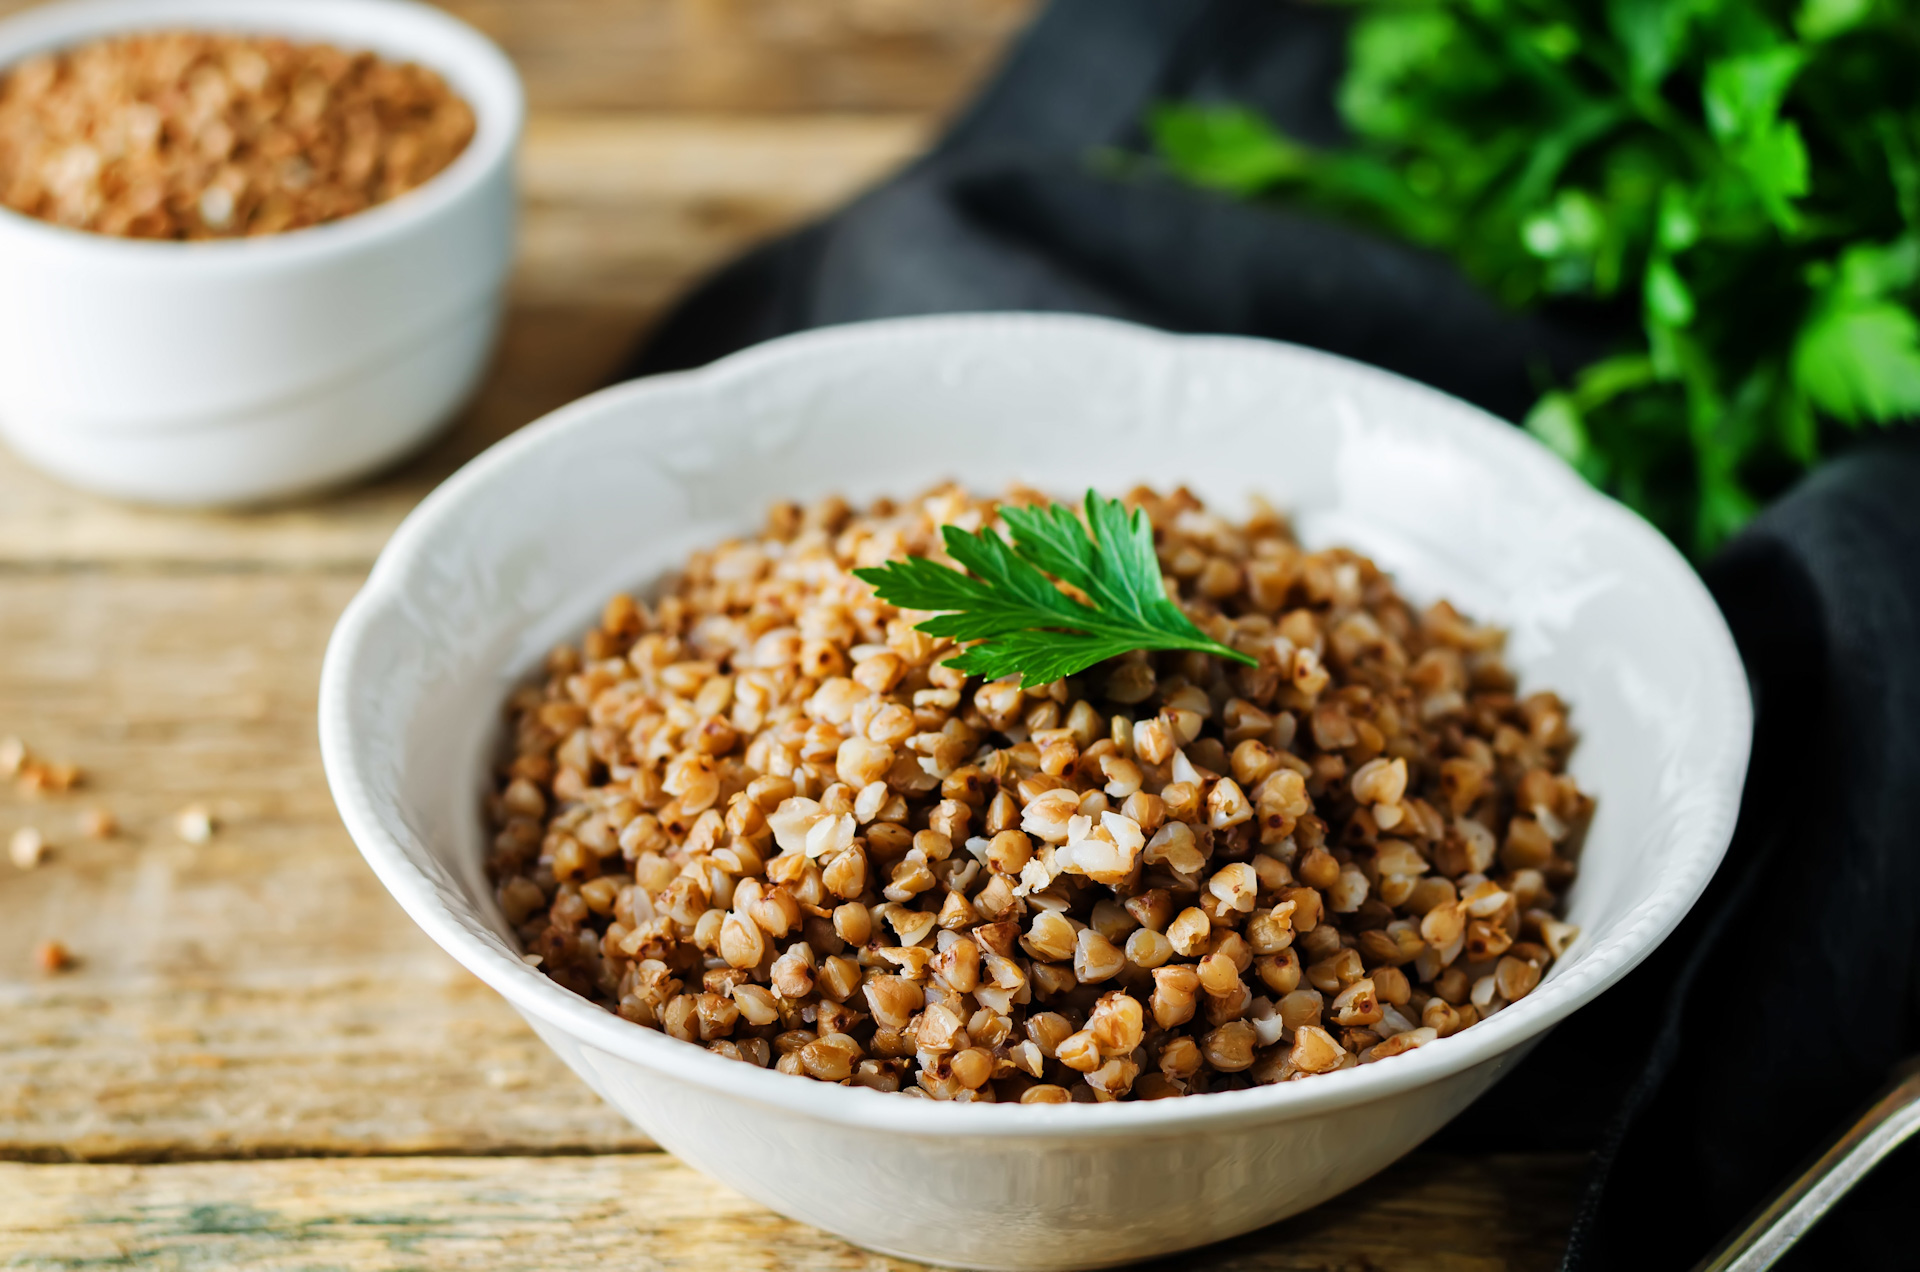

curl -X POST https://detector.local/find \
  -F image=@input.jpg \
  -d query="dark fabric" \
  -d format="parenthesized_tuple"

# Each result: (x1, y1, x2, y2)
(620, 2, 1920, 1266)
(1558, 445, 1920, 1269)
(618, 0, 1620, 410)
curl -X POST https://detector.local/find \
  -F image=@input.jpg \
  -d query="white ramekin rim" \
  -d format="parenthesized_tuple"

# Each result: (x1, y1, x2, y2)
(320, 311, 1753, 1141)
(0, 0, 523, 269)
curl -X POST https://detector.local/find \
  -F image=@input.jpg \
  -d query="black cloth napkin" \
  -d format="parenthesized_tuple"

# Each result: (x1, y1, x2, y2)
(621, 3, 1920, 1266)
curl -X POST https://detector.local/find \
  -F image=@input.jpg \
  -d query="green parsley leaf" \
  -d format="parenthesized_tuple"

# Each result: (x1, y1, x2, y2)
(1608, 0, 1699, 88)
(1645, 257, 1697, 326)
(1146, 0, 1920, 555)
(1525, 392, 1609, 484)
(1834, 238, 1920, 300)
(1702, 49, 1807, 144)
(853, 491, 1258, 688)
(1655, 185, 1699, 253)
(1796, 0, 1873, 42)
(1146, 103, 1307, 197)
(1792, 300, 1920, 424)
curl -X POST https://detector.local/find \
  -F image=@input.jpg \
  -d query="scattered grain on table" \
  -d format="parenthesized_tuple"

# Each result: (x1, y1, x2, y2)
(176, 804, 215, 844)
(9, 825, 47, 869)
(77, 807, 118, 839)
(17, 757, 80, 796)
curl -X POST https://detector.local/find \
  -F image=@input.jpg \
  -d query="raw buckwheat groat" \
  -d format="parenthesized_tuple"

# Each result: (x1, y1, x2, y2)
(0, 32, 474, 239)
(487, 486, 1589, 1102)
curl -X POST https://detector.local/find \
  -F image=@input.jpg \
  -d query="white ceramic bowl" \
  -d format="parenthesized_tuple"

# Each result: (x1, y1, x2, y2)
(0, 0, 522, 506)
(319, 314, 1751, 1270)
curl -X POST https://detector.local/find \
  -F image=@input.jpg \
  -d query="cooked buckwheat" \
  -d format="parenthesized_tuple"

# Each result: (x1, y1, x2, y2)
(486, 486, 1591, 1102)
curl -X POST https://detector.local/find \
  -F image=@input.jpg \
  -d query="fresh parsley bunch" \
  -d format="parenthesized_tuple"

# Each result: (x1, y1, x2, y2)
(855, 491, 1257, 686)
(1150, 0, 1920, 554)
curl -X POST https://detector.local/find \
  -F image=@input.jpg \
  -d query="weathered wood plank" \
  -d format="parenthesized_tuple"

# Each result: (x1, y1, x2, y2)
(0, 113, 925, 570)
(0, 0, 1035, 114)
(0, 1152, 1582, 1270)
(0, 572, 646, 1160)
(517, 112, 929, 308)
(2, 971, 649, 1162)
(441, 0, 1032, 114)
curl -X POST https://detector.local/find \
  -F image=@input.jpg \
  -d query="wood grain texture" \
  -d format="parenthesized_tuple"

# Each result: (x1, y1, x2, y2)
(0, 1152, 1582, 1270)
(0, 0, 1037, 113)
(0, 113, 923, 571)
(0, 572, 646, 1160)
(441, 0, 1034, 114)
(517, 112, 929, 308)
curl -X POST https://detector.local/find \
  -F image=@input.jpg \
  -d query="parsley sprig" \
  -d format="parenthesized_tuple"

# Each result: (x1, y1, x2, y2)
(1148, 0, 1920, 556)
(853, 490, 1257, 686)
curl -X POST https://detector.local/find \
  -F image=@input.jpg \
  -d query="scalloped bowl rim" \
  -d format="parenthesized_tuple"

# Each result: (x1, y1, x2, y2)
(320, 311, 1751, 1141)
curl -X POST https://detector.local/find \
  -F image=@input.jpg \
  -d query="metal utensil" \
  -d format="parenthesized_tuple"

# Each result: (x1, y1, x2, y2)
(1693, 1059, 1920, 1271)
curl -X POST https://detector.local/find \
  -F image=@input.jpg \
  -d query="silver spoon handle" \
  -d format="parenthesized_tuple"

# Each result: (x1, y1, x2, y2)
(1694, 1066, 1920, 1272)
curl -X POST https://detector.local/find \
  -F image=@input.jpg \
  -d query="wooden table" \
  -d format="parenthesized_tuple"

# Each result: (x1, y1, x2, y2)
(0, 2, 1582, 1266)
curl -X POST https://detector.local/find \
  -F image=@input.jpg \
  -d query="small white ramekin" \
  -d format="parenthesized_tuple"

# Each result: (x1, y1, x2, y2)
(0, 0, 522, 506)
(320, 314, 1753, 1271)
